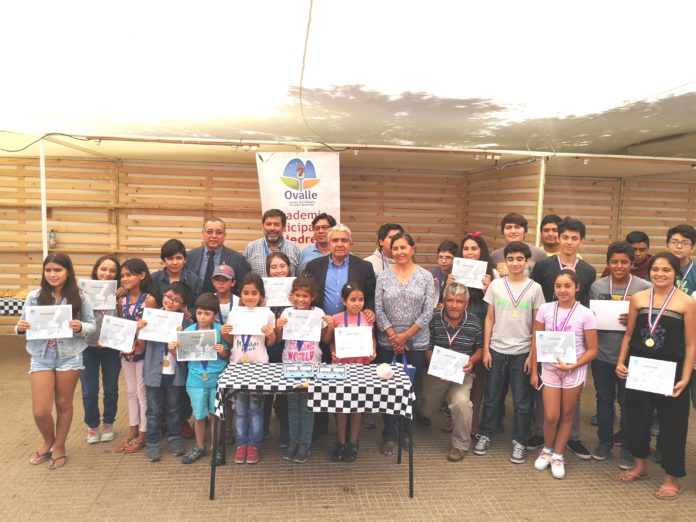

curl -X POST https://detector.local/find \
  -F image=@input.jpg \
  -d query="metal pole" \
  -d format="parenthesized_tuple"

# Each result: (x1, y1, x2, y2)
(39, 141, 48, 259)
(535, 157, 548, 248)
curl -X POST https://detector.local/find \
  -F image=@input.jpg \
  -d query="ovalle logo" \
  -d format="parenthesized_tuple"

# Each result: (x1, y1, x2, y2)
(281, 159, 320, 199)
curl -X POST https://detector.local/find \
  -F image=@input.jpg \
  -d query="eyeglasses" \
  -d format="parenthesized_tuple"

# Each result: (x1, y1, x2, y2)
(668, 239, 693, 248)
(314, 225, 331, 231)
(163, 294, 184, 305)
(204, 229, 225, 236)
(437, 255, 454, 261)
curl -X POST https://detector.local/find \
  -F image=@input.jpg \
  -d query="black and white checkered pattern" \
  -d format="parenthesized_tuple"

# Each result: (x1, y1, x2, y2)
(214, 363, 414, 420)
(307, 365, 414, 419)
(0, 299, 24, 317)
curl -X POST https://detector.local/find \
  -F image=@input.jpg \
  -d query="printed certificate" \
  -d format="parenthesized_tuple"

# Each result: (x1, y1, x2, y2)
(589, 300, 630, 331)
(98, 315, 137, 352)
(138, 308, 183, 343)
(452, 258, 488, 289)
(227, 306, 272, 335)
(536, 331, 577, 364)
(427, 345, 469, 384)
(282, 309, 322, 342)
(334, 326, 373, 359)
(25, 305, 74, 340)
(262, 277, 295, 307)
(78, 279, 117, 310)
(176, 330, 218, 361)
(626, 356, 676, 396)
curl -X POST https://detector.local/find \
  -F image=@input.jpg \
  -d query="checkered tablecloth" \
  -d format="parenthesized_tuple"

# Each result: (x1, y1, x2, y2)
(0, 299, 24, 316)
(214, 363, 414, 420)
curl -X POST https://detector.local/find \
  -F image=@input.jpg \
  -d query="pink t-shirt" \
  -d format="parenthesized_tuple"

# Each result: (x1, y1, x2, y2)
(229, 309, 275, 364)
(536, 301, 597, 360)
(281, 307, 326, 364)
(331, 311, 375, 365)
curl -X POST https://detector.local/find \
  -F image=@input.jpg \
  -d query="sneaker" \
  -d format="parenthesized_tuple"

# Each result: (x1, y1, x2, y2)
(510, 440, 527, 464)
(440, 404, 452, 418)
(534, 447, 553, 471)
(343, 442, 359, 463)
(282, 443, 299, 461)
(86, 427, 100, 444)
(330, 442, 346, 462)
(525, 434, 544, 451)
(100, 424, 114, 442)
(214, 450, 225, 466)
(169, 438, 184, 457)
(550, 454, 566, 479)
(180, 420, 194, 439)
(293, 444, 310, 463)
(567, 439, 591, 460)
(234, 445, 248, 464)
(590, 415, 598, 426)
(246, 446, 259, 464)
(447, 447, 466, 462)
(147, 445, 161, 462)
(473, 435, 490, 456)
(181, 446, 206, 464)
(619, 448, 635, 470)
(591, 441, 612, 461)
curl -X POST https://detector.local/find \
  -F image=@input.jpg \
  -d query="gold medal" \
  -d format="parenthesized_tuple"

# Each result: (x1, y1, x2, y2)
(645, 338, 655, 348)
(202, 373, 209, 381)
(242, 354, 249, 363)
(163, 359, 170, 368)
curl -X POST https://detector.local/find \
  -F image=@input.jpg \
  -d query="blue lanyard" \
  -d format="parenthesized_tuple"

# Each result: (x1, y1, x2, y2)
(344, 311, 361, 327)
(123, 292, 145, 320)
(241, 335, 252, 354)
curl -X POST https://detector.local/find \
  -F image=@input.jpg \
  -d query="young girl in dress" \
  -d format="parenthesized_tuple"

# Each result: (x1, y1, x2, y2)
(276, 275, 333, 463)
(222, 273, 276, 465)
(329, 282, 376, 462)
(531, 269, 598, 479)
(81, 255, 121, 444)
(117, 258, 157, 454)
(17, 253, 96, 469)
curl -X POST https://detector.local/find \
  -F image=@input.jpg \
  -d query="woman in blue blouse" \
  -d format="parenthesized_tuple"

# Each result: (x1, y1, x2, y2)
(375, 232, 436, 455)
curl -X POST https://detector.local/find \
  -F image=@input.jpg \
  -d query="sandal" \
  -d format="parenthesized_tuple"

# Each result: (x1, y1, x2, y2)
(654, 484, 681, 500)
(123, 438, 145, 453)
(618, 468, 649, 482)
(29, 450, 52, 465)
(47, 455, 67, 470)
(116, 438, 133, 453)
(380, 440, 395, 456)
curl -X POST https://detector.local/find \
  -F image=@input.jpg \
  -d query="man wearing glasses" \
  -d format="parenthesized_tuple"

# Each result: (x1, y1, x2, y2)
(186, 217, 251, 294)
(300, 213, 337, 270)
(666, 224, 696, 294)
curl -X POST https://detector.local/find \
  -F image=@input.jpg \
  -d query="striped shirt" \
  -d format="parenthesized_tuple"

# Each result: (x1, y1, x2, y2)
(429, 309, 483, 355)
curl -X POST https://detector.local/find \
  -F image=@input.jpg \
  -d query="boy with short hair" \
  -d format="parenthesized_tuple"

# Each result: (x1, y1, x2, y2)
(151, 239, 202, 309)
(539, 214, 563, 256)
(666, 224, 696, 295)
(143, 282, 194, 462)
(473, 242, 545, 464)
(430, 240, 458, 306)
(170, 293, 230, 464)
(490, 213, 547, 276)
(589, 242, 651, 469)
(601, 231, 652, 280)
(364, 223, 404, 276)
(211, 264, 239, 325)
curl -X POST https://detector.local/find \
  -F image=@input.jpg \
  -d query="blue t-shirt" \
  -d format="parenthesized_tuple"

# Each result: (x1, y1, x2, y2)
(184, 322, 229, 388)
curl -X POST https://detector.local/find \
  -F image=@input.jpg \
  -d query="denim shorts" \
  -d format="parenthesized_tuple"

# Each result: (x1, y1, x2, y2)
(29, 346, 84, 373)
(187, 386, 216, 420)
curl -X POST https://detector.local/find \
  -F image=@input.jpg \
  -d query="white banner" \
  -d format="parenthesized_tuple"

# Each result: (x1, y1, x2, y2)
(256, 152, 340, 246)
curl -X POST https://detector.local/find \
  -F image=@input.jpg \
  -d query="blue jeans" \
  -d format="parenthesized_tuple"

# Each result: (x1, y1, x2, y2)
(592, 359, 628, 446)
(235, 392, 264, 447)
(288, 392, 314, 446)
(145, 377, 183, 446)
(378, 348, 425, 442)
(81, 346, 121, 428)
(478, 350, 532, 444)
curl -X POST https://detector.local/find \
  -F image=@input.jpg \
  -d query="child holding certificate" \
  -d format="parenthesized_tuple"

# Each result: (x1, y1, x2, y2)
(81, 255, 121, 445)
(277, 275, 333, 464)
(16, 253, 96, 469)
(222, 274, 276, 465)
(616, 252, 696, 500)
(329, 282, 376, 462)
(531, 270, 598, 479)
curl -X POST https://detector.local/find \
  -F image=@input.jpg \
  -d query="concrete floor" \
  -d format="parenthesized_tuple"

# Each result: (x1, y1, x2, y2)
(1, 335, 695, 521)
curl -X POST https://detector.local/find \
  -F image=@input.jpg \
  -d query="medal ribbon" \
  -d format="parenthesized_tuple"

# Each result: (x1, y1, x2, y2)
(609, 274, 633, 301)
(241, 334, 253, 356)
(344, 311, 361, 327)
(503, 278, 534, 308)
(557, 255, 579, 272)
(441, 311, 467, 349)
(553, 301, 579, 332)
(678, 261, 694, 287)
(647, 286, 677, 338)
(122, 291, 145, 320)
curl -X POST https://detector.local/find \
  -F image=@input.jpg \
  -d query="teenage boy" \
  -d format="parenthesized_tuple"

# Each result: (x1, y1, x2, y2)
(666, 224, 696, 295)
(539, 214, 562, 256)
(300, 213, 337, 270)
(211, 264, 239, 325)
(143, 282, 194, 462)
(430, 240, 458, 306)
(601, 231, 652, 280)
(364, 223, 404, 276)
(529, 216, 596, 458)
(171, 293, 230, 464)
(245, 209, 301, 277)
(490, 213, 547, 276)
(418, 283, 483, 462)
(151, 239, 202, 310)
(589, 242, 651, 469)
(473, 242, 545, 464)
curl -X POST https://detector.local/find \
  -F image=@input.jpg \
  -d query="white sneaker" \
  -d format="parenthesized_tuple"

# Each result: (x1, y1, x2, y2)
(86, 427, 100, 444)
(550, 454, 566, 479)
(100, 423, 115, 442)
(534, 447, 553, 471)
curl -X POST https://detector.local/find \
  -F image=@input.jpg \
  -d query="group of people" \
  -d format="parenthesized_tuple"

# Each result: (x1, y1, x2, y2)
(15, 209, 696, 500)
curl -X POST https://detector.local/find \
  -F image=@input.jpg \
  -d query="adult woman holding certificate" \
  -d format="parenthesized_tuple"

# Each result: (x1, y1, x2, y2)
(16, 253, 96, 470)
(375, 232, 436, 456)
(616, 252, 696, 500)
